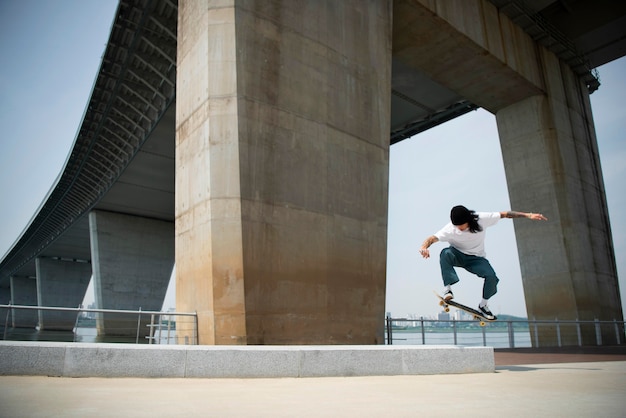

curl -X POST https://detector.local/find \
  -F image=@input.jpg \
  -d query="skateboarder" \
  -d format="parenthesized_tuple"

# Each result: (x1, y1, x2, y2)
(419, 205, 547, 320)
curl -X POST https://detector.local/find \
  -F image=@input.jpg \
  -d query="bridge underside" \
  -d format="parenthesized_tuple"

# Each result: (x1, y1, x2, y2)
(1, 0, 624, 346)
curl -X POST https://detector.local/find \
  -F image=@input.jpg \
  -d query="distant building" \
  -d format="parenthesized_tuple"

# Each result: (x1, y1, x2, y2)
(437, 311, 450, 321)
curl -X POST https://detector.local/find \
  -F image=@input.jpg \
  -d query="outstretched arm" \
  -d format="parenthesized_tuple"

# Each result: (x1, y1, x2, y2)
(500, 211, 548, 221)
(419, 235, 439, 259)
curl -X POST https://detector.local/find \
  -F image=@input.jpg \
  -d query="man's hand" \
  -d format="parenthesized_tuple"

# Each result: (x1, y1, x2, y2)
(527, 212, 548, 221)
(419, 235, 438, 259)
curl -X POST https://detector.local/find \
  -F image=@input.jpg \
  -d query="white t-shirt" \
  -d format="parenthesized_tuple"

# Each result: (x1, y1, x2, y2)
(434, 212, 501, 257)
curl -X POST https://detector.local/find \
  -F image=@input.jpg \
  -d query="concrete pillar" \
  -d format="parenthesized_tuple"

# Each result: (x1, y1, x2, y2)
(496, 48, 622, 346)
(0, 287, 9, 304)
(0, 286, 11, 330)
(89, 210, 174, 338)
(35, 257, 92, 331)
(9, 276, 38, 328)
(176, 0, 392, 344)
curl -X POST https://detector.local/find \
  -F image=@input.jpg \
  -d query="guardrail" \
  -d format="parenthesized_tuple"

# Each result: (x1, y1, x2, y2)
(2, 304, 623, 348)
(385, 316, 626, 348)
(0, 304, 198, 345)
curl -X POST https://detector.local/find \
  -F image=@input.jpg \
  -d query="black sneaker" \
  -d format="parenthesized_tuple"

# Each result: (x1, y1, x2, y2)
(443, 289, 454, 301)
(478, 305, 497, 320)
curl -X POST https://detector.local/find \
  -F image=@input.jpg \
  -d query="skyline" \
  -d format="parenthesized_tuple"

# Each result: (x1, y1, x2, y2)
(1, 1, 624, 319)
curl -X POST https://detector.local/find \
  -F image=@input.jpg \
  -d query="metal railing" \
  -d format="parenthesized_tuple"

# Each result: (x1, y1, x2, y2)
(0, 304, 198, 345)
(2, 304, 623, 348)
(385, 316, 626, 348)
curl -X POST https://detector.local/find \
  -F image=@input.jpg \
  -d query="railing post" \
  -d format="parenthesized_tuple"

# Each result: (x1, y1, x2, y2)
(421, 318, 425, 345)
(148, 314, 155, 344)
(156, 314, 163, 344)
(136, 307, 142, 344)
(166, 315, 172, 345)
(595, 318, 602, 346)
(533, 317, 539, 348)
(452, 319, 457, 345)
(386, 315, 392, 345)
(3, 301, 12, 340)
(482, 323, 487, 346)
(614, 320, 621, 345)
(556, 317, 561, 347)
(507, 321, 515, 348)
(576, 318, 582, 346)
(73, 305, 83, 343)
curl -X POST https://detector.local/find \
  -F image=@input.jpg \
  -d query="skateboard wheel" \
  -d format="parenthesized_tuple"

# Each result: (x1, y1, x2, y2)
(479, 321, 486, 327)
(444, 307, 450, 313)
(439, 300, 444, 307)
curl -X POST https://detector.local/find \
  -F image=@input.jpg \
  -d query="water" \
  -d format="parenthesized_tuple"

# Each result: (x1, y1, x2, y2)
(2, 326, 531, 348)
(388, 330, 532, 348)
(1, 327, 178, 344)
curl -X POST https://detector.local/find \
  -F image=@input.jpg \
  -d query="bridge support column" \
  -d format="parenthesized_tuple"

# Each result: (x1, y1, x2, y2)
(9, 277, 38, 328)
(496, 49, 622, 346)
(176, 0, 392, 344)
(0, 287, 9, 326)
(35, 257, 91, 331)
(89, 210, 174, 338)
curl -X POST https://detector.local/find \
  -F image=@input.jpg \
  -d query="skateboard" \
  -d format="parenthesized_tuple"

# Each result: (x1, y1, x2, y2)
(433, 291, 495, 326)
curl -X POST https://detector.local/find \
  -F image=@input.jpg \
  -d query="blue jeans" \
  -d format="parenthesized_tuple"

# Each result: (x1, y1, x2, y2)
(439, 247, 499, 299)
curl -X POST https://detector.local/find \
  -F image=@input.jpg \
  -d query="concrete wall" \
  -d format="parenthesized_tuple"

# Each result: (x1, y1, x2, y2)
(0, 341, 494, 377)
(176, 0, 392, 344)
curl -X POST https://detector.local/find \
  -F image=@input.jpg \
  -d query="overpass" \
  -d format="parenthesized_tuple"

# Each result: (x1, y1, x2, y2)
(1, 0, 625, 345)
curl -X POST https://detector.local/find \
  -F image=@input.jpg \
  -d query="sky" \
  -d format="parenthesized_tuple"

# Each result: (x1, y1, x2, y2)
(1, 1, 624, 319)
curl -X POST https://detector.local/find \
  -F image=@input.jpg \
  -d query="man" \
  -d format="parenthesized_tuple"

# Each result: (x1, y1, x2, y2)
(419, 205, 547, 320)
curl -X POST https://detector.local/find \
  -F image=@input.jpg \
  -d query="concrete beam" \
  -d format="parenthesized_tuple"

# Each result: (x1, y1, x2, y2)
(35, 257, 92, 331)
(392, 0, 544, 113)
(89, 210, 174, 337)
(0, 342, 494, 377)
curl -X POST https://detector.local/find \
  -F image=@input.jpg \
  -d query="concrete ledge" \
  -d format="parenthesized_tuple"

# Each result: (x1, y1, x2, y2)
(0, 342, 494, 378)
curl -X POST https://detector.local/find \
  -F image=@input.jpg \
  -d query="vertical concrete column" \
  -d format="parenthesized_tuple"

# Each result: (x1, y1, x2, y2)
(35, 257, 92, 331)
(89, 210, 174, 337)
(9, 276, 38, 328)
(496, 49, 622, 346)
(176, 0, 392, 344)
(0, 287, 9, 328)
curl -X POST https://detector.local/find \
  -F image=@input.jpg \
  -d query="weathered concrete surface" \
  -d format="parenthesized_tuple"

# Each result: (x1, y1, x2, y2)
(35, 257, 91, 331)
(393, 0, 544, 113)
(0, 341, 493, 377)
(89, 210, 174, 337)
(172, 0, 621, 347)
(176, 1, 392, 344)
(9, 276, 37, 328)
(496, 48, 622, 345)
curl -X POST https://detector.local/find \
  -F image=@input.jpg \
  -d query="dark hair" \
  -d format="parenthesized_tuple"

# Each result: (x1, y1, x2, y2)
(450, 205, 482, 233)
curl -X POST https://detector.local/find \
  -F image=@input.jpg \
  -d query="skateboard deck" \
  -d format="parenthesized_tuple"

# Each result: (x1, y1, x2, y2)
(433, 291, 495, 326)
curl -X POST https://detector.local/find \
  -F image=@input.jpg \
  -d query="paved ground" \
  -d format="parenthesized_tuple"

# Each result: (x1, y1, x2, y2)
(494, 345, 626, 365)
(1, 347, 625, 417)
